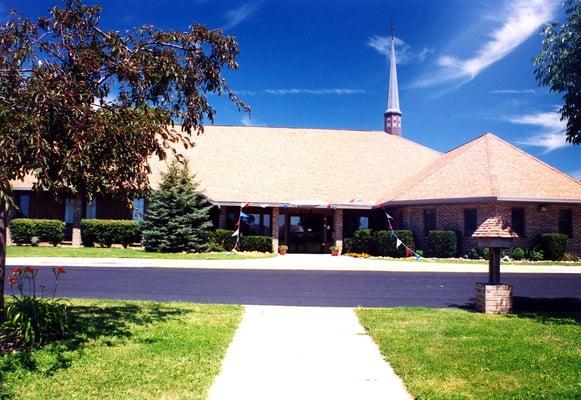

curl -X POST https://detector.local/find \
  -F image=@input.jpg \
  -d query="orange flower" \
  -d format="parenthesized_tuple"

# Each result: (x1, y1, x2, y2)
(10, 267, 22, 276)
(7, 277, 17, 286)
(25, 266, 35, 273)
(52, 267, 66, 274)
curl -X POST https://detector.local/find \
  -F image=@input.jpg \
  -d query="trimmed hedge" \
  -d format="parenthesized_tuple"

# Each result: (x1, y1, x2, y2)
(428, 230, 457, 258)
(352, 229, 375, 253)
(81, 219, 141, 248)
(240, 235, 272, 252)
(538, 233, 568, 260)
(210, 229, 237, 252)
(374, 230, 415, 257)
(350, 229, 415, 257)
(9, 219, 65, 246)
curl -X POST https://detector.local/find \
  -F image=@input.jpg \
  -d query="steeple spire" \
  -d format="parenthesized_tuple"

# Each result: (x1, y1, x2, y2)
(384, 23, 402, 136)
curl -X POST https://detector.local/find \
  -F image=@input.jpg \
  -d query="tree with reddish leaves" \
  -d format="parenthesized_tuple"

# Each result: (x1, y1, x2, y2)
(0, 0, 249, 320)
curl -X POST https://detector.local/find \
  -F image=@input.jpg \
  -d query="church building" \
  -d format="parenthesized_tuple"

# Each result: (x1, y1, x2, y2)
(10, 36, 581, 255)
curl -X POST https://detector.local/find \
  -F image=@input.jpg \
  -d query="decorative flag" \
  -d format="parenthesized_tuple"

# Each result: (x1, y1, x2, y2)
(396, 238, 403, 248)
(415, 254, 421, 260)
(405, 247, 414, 257)
(241, 202, 249, 208)
(231, 229, 239, 237)
(240, 211, 249, 219)
(385, 212, 393, 220)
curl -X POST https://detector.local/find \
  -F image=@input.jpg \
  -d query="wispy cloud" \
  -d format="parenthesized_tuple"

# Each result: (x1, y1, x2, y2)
(240, 114, 266, 126)
(509, 111, 569, 153)
(235, 88, 367, 96)
(416, 0, 558, 88)
(222, 0, 262, 31)
(490, 89, 536, 94)
(367, 35, 433, 64)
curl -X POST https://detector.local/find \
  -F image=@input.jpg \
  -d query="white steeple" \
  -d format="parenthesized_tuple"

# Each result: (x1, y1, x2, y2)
(384, 26, 402, 136)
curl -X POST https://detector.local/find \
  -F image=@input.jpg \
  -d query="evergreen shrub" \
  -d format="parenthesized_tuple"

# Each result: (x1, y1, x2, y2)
(538, 233, 569, 260)
(511, 247, 525, 260)
(141, 161, 213, 253)
(210, 229, 237, 252)
(352, 229, 375, 253)
(240, 235, 272, 252)
(428, 230, 457, 258)
(81, 219, 141, 248)
(374, 230, 415, 257)
(9, 219, 65, 246)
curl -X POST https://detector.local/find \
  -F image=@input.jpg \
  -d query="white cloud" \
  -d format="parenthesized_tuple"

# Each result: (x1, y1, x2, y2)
(416, 0, 558, 88)
(509, 111, 569, 153)
(222, 1, 262, 31)
(367, 35, 433, 64)
(263, 88, 366, 95)
(490, 89, 536, 94)
(240, 114, 266, 126)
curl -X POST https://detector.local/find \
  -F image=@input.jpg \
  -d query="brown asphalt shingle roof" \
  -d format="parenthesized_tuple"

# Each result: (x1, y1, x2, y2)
(381, 133, 581, 204)
(472, 216, 519, 238)
(148, 125, 440, 206)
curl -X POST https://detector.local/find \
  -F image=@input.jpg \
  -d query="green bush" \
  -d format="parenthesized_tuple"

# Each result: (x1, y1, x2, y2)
(428, 230, 457, 258)
(9, 219, 65, 246)
(352, 229, 375, 253)
(539, 233, 569, 260)
(511, 247, 525, 261)
(240, 235, 272, 252)
(467, 248, 480, 260)
(342, 238, 354, 253)
(81, 219, 141, 248)
(529, 249, 544, 261)
(374, 230, 415, 257)
(482, 248, 490, 260)
(210, 229, 237, 251)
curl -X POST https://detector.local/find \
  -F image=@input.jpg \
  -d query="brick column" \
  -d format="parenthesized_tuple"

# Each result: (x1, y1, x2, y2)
(475, 283, 512, 314)
(71, 197, 83, 247)
(334, 209, 343, 254)
(218, 206, 227, 228)
(271, 207, 279, 253)
(6, 227, 12, 246)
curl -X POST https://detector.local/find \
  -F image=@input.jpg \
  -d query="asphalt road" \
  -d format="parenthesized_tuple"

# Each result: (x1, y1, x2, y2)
(6, 266, 581, 310)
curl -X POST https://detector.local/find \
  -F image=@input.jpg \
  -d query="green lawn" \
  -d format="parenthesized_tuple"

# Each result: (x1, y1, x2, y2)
(7, 245, 274, 260)
(1, 299, 242, 400)
(357, 308, 581, 400)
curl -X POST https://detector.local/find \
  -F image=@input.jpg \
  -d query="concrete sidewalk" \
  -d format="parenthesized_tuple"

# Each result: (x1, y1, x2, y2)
(7, 254, 581, 274)
(208, 306, 412, 400)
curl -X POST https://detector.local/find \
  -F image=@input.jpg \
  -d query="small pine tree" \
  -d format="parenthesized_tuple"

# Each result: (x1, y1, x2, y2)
(141, 161, 213, 252)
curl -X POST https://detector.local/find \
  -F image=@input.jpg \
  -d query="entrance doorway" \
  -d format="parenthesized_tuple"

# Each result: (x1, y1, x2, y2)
(279, 212, 334, 253)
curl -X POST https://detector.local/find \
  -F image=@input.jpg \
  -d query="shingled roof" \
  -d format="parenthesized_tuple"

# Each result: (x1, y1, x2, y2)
(381, 133, 581, 205)
(148, 125, 440, 206)
(472, 216, 519, 238)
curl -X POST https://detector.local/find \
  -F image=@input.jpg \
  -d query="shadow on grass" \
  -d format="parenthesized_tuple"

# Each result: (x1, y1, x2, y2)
(448, 297, 581, 324)
(0, 302, 189, 378)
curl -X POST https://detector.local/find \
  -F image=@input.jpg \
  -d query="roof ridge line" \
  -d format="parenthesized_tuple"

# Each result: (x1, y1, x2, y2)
(488, 133, 581, 186)
(377, 135, 484, 204)
(484, 134, 498, 196)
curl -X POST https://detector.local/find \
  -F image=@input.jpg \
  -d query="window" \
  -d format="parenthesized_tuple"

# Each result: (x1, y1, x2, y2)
(357, 216, 369, 230)
(464, 209, 477, 237)
(132, 198, 145, 221)
(65, 198, 75, 223)
(511, 208, 525, 236)
(423, 209, 436, 236)
(226, 211, 239, 229)
(85, 199, 97, 219)
(19, 194, 30, 217)
(558, 209, 573, 237)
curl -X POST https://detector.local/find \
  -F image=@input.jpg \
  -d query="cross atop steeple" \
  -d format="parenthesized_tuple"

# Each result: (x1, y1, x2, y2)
(384, 23, 402, 136)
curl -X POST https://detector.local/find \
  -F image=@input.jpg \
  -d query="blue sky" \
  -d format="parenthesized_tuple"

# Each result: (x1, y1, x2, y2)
(2, 0, 580, 178)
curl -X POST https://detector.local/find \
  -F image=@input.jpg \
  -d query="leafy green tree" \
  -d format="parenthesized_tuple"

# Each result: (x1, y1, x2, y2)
(0, 0, 248, 319)
(141, 162, 213, 253)
(534, 0, 581, 145)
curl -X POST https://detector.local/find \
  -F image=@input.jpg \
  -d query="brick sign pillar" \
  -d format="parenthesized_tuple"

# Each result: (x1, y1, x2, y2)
(71, 197, 83, 247)
(6, 227, 12, 246)
(472, 216, 518, 314)
(271, 207, 279, 254)
(334, 209, 343, 254)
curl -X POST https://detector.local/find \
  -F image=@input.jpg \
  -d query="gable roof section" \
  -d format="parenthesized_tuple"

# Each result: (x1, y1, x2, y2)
(148, 125, 441, 206)
(382, 133, 581, 205)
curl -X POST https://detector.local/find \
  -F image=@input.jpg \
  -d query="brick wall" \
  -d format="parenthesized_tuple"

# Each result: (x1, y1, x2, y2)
(392, 202, 581, 255)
